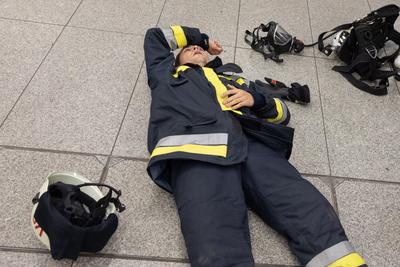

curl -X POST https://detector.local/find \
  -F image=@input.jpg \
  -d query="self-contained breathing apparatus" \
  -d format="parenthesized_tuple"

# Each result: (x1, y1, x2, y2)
(245, 5, 400, 96)
(313, 4, 400, 95)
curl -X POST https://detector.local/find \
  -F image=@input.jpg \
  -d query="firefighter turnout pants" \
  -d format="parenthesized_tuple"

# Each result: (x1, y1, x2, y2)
(170, 134, 359, 267)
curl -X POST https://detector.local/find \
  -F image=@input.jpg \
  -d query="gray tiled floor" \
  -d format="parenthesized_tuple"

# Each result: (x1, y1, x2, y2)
(0, 0, 80, 25)
(0, 19, 61, 124)
(1, 0, 400, 266)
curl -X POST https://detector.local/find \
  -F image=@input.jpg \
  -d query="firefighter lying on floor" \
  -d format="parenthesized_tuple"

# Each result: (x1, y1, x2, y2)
(143, 25, 367, 267)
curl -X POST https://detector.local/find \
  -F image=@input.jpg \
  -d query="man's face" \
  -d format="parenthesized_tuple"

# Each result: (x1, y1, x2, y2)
(178, 45, 209, 67)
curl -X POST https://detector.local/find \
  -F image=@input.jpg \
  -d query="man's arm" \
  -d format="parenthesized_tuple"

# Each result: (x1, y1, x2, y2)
(222, 83, 291, 125)
(144, 26, 209, 88)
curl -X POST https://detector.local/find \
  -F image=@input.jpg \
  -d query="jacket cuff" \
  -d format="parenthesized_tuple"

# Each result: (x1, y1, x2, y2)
(201, 33, 209, 50)
(249, 90, 266, 110)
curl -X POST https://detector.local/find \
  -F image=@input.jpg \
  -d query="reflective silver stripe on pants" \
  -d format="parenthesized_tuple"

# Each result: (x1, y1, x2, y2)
(161, 28, 178, 50)
(306, 241, 355, 267)
(156, 133, 228, 147)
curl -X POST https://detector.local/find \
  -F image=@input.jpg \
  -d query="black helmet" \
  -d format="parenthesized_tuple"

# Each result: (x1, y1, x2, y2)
(31, 172, 125, 260)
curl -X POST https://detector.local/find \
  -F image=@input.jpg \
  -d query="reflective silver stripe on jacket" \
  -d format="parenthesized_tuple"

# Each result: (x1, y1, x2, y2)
(156, 133, 228, 147)
(161, 28, 178, 50)
(306, 241, 355, 267)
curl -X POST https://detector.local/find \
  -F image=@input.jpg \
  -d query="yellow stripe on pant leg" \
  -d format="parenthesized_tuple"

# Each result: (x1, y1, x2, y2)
(150, 144, 228, 158)
(171, 25, 188, 48)
(327, 253, 366, 267)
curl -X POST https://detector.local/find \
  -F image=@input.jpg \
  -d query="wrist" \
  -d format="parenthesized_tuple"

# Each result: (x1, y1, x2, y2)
(201, 33, 209, 50)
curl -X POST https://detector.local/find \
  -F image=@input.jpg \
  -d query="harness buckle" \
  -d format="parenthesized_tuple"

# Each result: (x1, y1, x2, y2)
(366, 46, 378, 59)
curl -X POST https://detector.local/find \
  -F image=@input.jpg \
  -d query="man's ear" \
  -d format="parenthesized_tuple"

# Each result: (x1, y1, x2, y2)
(175, 48, 185, 67)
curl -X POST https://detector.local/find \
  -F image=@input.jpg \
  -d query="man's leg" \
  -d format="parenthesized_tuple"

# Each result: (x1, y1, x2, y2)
(170, 159, 254, 267)
(242, 135, 366, 267)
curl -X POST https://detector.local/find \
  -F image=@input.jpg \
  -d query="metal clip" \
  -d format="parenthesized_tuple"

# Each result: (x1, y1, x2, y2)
(365, 46, 377, 59)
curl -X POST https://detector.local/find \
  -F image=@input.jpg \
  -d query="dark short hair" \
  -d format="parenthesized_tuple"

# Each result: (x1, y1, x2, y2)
(174, 47, 186, 67)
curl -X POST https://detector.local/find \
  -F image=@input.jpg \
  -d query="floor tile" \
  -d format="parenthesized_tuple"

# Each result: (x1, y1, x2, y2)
(0, 27, 143, 154)
(0, 147, 103, 249)
(101, 160, 186, 258)
(0, 0, 80, 25)
(112, 71, 150, 158)
(69, 0, 165, 34)
(0, 251, 71, 267)
(0, 19, 61, 124)
(336, 180, 400, 267)
(235, 47, 330, 175)
(316, 58, 400, 182)
(158, 0, 239, 47)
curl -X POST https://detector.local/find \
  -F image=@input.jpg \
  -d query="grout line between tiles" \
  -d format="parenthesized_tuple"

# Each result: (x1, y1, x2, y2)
(99, 0, 167, 183)
(108, 61, 145, 157)
(1, 143, 399, 186)
(233, 0, 242, 63)
(0, 246, 49, 254)
(93, 156, 107, 167)
(303, 172, 400, 186)
(73, 252, 189, 264)
(329, 178, 339, 213)
(394, 78, 400, 95)
(0, 0, 84, 130)
(305, 0, 332, 176)
(255, 264, 300, 267)
(155, 0, 168, 27)
(0, 16, 64, 26)
(0, 144, 108, 157)
(99, 61, 145, 183)
(0, 246, 300, 266)
(366, 0, 372, 11)
(110, 155, 149, 163)
(66, 25, 138, 36)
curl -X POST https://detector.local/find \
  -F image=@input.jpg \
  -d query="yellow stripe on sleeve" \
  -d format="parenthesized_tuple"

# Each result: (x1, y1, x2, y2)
(171, 25, 188, 48)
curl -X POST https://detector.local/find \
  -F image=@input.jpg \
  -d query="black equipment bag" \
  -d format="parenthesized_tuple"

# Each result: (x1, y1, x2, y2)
(315, 4, 400, 95)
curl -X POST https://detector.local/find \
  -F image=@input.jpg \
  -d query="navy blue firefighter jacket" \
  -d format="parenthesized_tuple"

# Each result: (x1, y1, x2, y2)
(144, 25, 294, 192)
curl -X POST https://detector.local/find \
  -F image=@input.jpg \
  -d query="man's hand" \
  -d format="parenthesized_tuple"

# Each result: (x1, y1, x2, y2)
(208, 39, 223, 55)
(222, 84, 254, 109)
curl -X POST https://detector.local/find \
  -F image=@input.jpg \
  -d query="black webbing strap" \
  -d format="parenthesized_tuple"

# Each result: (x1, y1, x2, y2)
(332, 51, 394, 95)
(335, 71, 388, 95)
(78, 183, 126, 212)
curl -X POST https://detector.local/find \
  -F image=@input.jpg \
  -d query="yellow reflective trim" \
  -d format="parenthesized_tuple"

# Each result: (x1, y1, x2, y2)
(202, 67, 243, 115)
(236, 78, 246, 85)
(218, 75, 232, 80)
(267, 98, 283, 123)
(171, 25, 187, 48)
(150, 144, 227, 158)
(173, 65, 190, 78)
(327, 253, 365, 267)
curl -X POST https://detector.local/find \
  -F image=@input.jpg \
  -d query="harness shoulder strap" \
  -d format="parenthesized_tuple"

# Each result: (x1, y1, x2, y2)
(334, 71, 388, 95)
